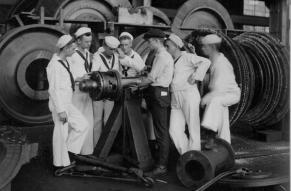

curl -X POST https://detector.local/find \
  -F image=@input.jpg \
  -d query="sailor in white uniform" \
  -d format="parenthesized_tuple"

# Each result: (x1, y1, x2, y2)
(200, 34, 241, 145)
(46, 34, 89, 168)
(117, 32, 145, 77)
(91, 36, 120, 146)
(70, 27, 94, 155)
(165, 33, 210, 154)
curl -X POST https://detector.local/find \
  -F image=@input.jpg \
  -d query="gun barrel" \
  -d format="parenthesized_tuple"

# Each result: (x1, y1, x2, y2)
(79, 79, 98, 92)
(79, 70, 144, 101)
(120, 77, 142, 87)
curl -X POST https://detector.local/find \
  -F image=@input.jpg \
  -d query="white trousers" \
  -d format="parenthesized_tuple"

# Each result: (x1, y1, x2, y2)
(51, 104, 89, 167)
(169, 88, 201, 154)
(72, 88, 94, 155)
(93, 100, 114, 146)
(201, 90, 241, 143)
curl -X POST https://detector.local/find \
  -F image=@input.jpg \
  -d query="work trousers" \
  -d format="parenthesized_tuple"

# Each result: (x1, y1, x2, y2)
(141, 98, 156, 140)
(72, 87, 94, 155)
(201, 90, 241, 143)
(51, 104, 89, 167)
(93, 100, 114, 146)
(169, 88, 201, 154)
(145, 86, 170, 166)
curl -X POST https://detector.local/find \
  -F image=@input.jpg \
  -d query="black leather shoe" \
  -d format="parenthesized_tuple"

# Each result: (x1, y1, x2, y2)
(68, 151, 77, 161)
(54, 161, 76, 176)
(144, 165, 167, 177)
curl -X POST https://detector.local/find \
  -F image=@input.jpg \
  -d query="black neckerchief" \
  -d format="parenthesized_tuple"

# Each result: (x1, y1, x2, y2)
(75, 49, 92, 72)
(174, 55, 182, 65)
(58, 59, 75, 91)
(121, 53, 135, 77)
(145, 49, 157, 72)
(99, 53, 115, 70)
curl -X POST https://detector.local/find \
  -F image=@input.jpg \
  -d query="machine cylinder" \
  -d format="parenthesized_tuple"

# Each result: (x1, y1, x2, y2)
(79, 70, 143, 101)
(176, 138, 235, 188)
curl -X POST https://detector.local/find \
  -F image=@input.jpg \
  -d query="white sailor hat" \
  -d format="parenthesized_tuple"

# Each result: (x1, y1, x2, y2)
(75, 27, 92, 38)
(104, 36, 120, 49)
(167, 33, 184, 48)
(119, 32, 133, 40)
(56, 34, 74, 49)
(201, 34, 222, 44)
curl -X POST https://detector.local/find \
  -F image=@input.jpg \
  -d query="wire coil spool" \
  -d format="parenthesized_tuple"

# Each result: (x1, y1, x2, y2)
(172, 0, 234, 38)
(185, 29, 289, 128)
(234, 32, 289, 127)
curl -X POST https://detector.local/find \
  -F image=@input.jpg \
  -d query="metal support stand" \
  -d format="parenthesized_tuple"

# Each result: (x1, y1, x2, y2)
(94, 88, 154, 171)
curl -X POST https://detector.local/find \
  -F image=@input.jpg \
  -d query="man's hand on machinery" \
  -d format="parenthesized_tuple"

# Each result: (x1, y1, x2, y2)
(58, 112, 68, 124)
(138, 77, 152, 88)
(140, 77, 152, 86)
(140, 69, 148, 76)
(82, 74, 90, 80)
(75, 74, 90, 82)
(140, 65, 151, 76)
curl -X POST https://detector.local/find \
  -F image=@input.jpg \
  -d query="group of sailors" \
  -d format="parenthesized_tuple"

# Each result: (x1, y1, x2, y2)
(46, 27, 241, 177)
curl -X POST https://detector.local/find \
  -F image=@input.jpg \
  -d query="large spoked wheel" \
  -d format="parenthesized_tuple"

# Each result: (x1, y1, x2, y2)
(0, 24, 64, 125)
(54, 0, 115, 52)
(173, 0, 234, 36)
(54, 0, 115, 33)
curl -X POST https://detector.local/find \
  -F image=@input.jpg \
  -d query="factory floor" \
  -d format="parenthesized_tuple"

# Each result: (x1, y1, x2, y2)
(11, 125, 290, 191)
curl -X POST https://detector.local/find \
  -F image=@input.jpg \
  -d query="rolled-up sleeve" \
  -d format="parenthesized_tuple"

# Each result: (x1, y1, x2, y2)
(147, 56, 160, 82)
(148, 53, 173, 87)
(190, 55, 211, 81)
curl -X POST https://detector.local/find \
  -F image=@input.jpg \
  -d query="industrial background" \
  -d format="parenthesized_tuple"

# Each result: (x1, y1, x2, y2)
(0, 0, 289, 191)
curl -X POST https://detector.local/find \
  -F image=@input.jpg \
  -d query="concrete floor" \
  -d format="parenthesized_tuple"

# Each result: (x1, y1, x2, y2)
(11, 143, 188, 191)
(10, 125, 290, 191)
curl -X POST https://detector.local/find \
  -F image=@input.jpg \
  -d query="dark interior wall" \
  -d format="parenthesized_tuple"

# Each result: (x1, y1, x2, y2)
(150, 0, 276, 17)
(151, 0, 187, 9)
(217, 0, 244, 15)
(0, 5, 12, 24)
(151, 0, 244, 15)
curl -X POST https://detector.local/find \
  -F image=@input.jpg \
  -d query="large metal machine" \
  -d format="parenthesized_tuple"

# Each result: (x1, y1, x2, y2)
(0, 0, 289, 190)
(79, 70, 154, 169)
(0, 0, 285, 128)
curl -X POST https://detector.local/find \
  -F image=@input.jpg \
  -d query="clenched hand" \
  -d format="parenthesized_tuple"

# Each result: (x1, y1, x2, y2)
(58, 111, 68, 124)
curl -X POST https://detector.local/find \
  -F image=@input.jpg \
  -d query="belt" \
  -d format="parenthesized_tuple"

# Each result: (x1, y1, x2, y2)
(149, 86, 169, 91)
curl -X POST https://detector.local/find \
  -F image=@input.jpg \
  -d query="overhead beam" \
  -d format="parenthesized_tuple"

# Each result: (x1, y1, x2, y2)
(230, 15, 269, 26)
(159, 7, 269, 27)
